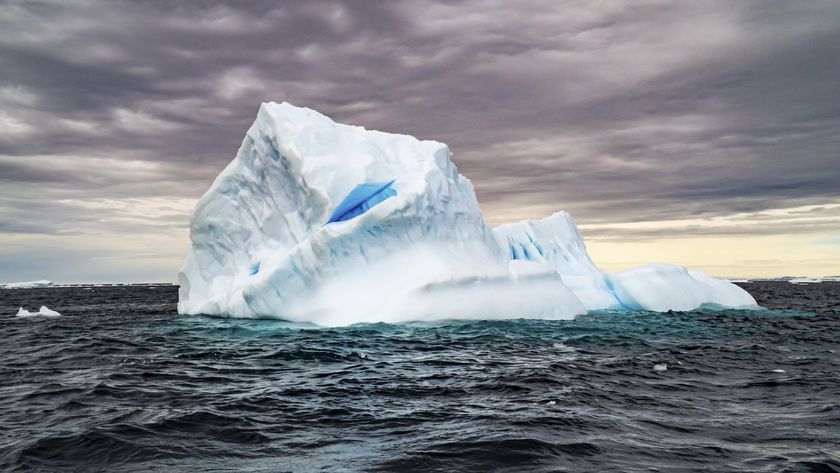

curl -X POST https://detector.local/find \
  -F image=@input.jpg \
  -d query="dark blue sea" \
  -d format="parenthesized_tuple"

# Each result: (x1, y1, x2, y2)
(1, 282, 838, 472)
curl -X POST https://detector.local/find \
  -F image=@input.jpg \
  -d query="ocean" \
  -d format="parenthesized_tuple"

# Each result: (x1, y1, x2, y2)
(1, 282, 838, 472)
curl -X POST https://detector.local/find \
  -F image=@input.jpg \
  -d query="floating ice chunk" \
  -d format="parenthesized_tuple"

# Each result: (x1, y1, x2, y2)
(653, 364, 668, 372)
(14, 306, 60, 317)
(772, 369, 786, 373)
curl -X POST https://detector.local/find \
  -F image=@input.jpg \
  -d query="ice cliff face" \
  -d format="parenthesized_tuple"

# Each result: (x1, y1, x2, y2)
(178, 102, 756, 325)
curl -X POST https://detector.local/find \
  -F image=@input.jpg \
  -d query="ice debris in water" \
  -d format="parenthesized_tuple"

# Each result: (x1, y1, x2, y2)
(772, 369, 786, 373)
(177, 101, 759, 326)
(15, 306, 61, 317)
(552, 342, 575, 352)
(654, 364, 668, 372)
(546, 400, 556, 406)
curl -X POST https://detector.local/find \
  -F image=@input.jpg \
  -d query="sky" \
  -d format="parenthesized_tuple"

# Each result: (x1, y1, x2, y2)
(1, 0, 839, 283)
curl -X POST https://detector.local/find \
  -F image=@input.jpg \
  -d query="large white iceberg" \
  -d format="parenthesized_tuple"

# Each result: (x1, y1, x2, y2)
(178, 102, 756, 325)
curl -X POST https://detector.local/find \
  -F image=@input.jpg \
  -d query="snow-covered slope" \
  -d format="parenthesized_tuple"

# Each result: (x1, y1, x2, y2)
(178, 102, 584, 325)
(179, 102, 756, 325)
(493, 212, 757, 311)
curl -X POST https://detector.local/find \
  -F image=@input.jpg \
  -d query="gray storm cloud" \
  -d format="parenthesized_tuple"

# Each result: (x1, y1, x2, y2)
(1, 0, 839, 281)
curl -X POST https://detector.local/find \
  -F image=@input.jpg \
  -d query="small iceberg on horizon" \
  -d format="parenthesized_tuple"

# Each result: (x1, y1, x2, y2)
(16, 306, 61, 317)
(2, 280, 53, 289)
(178, 102, 757, 326)
(788, 277, 822, 284)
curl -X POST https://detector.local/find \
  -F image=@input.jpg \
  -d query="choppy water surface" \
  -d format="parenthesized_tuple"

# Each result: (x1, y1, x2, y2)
(1, 283, 838, 472)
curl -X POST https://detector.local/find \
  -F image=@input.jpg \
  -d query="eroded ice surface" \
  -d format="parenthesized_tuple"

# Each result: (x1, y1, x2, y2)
(178, 102, 756, 325)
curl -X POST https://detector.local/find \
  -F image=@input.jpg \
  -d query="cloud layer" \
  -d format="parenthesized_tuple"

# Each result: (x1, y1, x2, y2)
(1, 0, 839, 281)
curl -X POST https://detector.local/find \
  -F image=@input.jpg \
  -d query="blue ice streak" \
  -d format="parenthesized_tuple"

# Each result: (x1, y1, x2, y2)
(327, 180, 397, 224)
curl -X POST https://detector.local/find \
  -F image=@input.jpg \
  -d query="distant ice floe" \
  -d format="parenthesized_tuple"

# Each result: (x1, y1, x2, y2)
(748, 276, 827, 284)
(15, 306, 61, 317)
(178, 102, 758, 326)
(788, 278, 822, 285)
(2, 280, 53, 289)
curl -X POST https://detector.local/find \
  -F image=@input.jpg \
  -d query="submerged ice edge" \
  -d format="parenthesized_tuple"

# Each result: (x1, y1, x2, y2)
(177, 102, 757, 326)
(181, 300, 774, 329)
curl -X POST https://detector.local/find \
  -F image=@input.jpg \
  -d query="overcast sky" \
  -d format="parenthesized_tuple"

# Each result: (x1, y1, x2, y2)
(1, 0, 839, 282)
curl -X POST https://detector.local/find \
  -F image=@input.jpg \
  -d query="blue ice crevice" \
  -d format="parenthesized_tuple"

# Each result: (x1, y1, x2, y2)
(327, 180, 397, 224)
(508, 238, 536, 261)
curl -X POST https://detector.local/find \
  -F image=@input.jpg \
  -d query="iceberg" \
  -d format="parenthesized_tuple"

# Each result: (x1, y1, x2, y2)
(178, 102, 756, 325)
(15, 306, 61, 317)
(2, 280, 53, 289)
(788, 277, 822, 284)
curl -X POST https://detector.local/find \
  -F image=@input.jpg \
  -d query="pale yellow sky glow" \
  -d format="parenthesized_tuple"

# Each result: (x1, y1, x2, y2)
(579, 202, 840, 278)
(478, 200, 840, 280)
(586, 234, 840, 279)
